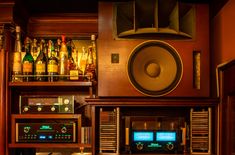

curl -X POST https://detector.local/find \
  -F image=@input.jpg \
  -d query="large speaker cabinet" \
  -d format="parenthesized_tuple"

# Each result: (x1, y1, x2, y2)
(98, 1, 209, 97)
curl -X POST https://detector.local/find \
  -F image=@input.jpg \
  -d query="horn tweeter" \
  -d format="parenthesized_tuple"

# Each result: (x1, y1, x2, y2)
(127, 40, 183, 96)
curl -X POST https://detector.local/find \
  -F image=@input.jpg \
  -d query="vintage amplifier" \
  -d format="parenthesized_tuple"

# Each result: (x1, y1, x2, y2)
(124, 116, 187, 154)
(19, 95, 74, 114)
(16, 122, 76, 143)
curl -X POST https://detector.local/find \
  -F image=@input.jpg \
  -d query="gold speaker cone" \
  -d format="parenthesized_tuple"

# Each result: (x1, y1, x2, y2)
(145, 61, 161, 78)
(128, 40, 183, 96)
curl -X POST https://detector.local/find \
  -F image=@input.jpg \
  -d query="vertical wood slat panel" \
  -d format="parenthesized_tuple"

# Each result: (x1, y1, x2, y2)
(0, 25, 6, 155)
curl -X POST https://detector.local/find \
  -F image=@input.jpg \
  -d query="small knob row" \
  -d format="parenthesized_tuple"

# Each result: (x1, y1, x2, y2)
(23, 106, 70, 112)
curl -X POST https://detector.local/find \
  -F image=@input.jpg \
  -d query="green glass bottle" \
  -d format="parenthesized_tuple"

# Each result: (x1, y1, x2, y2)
(35, 39, 47, 81)
(47, 40, 59, 82)
(22, 37, 34, 82)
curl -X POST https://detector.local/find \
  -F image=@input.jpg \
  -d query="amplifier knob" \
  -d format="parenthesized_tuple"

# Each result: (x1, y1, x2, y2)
(23, 106, 29, 112)
(51, 106, 56, 112)
(64, 99, 70, 105)
(61, 127, 67, 133)
(166, 143, 174, 150)
(23, 127, 30, 133)
(64, 107, 69, 112)
(136, 143, 144, 150)
(37, 106, 42, 112)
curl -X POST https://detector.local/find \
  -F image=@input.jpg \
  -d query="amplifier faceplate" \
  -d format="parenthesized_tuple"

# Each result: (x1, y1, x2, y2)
(19, 95, 74, 114)
(16, 122, 76, 143)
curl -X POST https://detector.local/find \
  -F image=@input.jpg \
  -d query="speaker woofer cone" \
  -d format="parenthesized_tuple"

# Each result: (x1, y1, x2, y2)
(127, 40, 183, 96)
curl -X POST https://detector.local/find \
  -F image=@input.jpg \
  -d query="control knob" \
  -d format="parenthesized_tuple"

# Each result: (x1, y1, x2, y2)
(64, 107, 69, 112)
(61, 126, 67, 133)
(166, 143, 174, 150)
(64, 99, 70, 105)
(37, 106, 42, 112)
(136, 143, 144, 150)
(23, 127, 30, 133)
(23, 106, 29, 112)
(51, 106, 56, 112)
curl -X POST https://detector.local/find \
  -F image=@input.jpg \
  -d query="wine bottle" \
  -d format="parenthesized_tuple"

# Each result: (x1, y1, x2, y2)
(12, 26, 23, 82)
(22, 37, 34, 82)
(85, 46, 96, 81)
(47, 40, 59, 82)
(58, 35, 68, 81)
(35, 39, 47, 81)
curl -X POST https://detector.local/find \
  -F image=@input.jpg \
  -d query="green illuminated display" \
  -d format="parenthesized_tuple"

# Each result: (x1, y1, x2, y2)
(40, 125, 53, 130)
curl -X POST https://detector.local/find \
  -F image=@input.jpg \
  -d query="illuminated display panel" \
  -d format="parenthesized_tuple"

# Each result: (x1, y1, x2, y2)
(133, 131, 154, 141)
(156, 131, 176, 142)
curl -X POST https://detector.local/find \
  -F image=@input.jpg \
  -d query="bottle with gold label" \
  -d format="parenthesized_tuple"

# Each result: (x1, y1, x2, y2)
(67, 40, 78, 80)
(35, 39, 47, 81)
(85, 46, 96, 81)
(12, 26, 23, 82)
(58, 35, 68, 81)
(47, 40, 59, 82)
(22, 37, 34, 82)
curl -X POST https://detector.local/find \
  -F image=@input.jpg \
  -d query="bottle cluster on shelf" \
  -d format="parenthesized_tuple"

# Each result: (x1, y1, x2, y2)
(11, 26, 97, 82)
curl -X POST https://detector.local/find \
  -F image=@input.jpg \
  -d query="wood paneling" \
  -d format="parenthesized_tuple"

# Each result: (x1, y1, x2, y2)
(0, 2, 14, 23)
(217, 60, 235, 155)
(27, 13, 98, 38)
(0, 25, 6, 155)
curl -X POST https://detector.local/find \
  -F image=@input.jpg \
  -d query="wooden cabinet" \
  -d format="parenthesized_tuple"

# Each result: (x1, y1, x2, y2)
(0, 1, 98, 154)
(217, 60, 235, 155)
(86, 98, 218, 155)
(0, 0, 225, 155)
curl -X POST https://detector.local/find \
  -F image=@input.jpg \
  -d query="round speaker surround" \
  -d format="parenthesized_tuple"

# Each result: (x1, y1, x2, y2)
(127, 40, 183, 96)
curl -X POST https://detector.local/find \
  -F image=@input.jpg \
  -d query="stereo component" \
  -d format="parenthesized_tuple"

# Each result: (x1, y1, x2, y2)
(99, 107, 120, 154)
(19, 95, 74, 114)
(127, 40, 183, 96)
(16, 122, 76, 143)
(124, 116, 186, 154)
(98, 2, 210, 97)
(190, 108, 211, 154)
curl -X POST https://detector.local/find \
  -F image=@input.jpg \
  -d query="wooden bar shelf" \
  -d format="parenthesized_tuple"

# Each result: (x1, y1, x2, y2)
(9, 81, 92, 87)
(8, 143, 91, 148)
(86, 97, 219, 107)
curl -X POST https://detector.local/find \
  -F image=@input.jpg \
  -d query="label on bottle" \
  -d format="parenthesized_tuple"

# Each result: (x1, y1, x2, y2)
(48, 64, 58, 73)
(70, 70, 79, 80)
(13, 62, 22, 72)
(36, 62, 46, 73)
(13, 52, 21, 62)
(22, 61, 33, 72)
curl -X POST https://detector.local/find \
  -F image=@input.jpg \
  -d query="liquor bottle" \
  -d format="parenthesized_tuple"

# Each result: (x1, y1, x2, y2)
(35, 39, 47, 81)
(43, 40, 48, 61)
(12, 26, 23, 82)
(85, 34, 97, 81)
(58, 35, 68, 81)
(31, 38, 39, 61)
(22, 37, 34, 82)
(66, 40, 77, 80)
(85, 46, 96, 81)
(91, 34, 97, 69)
(47, 40, 59, 82)
(54, 38, 61, 59)
(79, 46, 88, 78)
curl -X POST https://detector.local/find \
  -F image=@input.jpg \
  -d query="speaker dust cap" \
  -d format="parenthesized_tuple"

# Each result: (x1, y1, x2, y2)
(127, 40, 183, 96)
